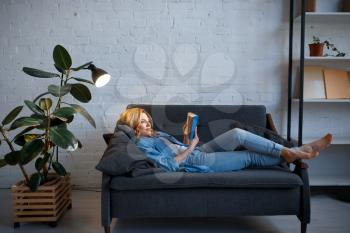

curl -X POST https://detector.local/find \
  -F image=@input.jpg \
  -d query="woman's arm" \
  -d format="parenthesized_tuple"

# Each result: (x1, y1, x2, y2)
(176, 127, 199, 164)
(182, 122, 189, 144)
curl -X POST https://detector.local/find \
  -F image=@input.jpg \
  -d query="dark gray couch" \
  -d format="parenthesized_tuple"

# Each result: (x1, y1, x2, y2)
(100, 105, 310, 233)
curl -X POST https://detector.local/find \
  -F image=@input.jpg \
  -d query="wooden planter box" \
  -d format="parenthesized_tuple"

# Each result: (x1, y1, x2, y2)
(11, 174, 72, 228)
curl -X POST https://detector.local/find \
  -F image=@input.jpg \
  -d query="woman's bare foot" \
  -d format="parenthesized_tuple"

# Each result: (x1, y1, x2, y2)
(281, 148, 319, 163)
(300, 133, 333, 153)
(282, 133, 332, 163)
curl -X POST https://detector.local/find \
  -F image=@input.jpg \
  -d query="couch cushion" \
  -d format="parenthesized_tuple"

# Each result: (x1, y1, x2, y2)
(127, 105, 267, 143)
(110, 167, 303, 191)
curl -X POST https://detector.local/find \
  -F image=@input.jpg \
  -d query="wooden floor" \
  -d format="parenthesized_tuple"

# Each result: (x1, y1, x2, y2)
(0, 189, 349, 233)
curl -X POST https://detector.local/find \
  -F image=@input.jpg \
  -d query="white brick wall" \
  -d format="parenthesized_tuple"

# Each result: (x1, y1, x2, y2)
(1, 0, 349, 188)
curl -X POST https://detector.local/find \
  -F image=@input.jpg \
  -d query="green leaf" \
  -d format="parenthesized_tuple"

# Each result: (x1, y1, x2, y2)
(14, 136, 26, 146)
(54, 64, 66, 74)
(70, 83, 91, 103)
(53, 45, 72, 70)
(68, 104, 96, 128)
(30, 114, 49, 130)
(20, 139, 44, 165)
(12, 126, 35, 143)
(39, 98, 52, 111)
(52, 107, 76, 121)
(49, 118, 67, 129)
(66, 115, 74, 123)
(0, 159, 7, 168)
(71, 61, 93, 71)
(24, 100, 45, 115)
(49, 125, 76, 150)
(35, 157, 44, 171)
(35, 152, 51, 171)
(48, 84, 72, 97)
(71, 77, 94, 85)
(32, 92, 50, 104)
(10, 117, 42, 130)
(2, 106, 23, 126)
(23, 67, 59, 78)
(14, 134, 41, 146)
(29, 173, 42, 191)
(52, 161, 67, 176)
(4, 151, 21, 165)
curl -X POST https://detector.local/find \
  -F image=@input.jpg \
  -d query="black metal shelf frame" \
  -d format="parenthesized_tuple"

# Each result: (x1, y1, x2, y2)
(287, 0, 306, 146)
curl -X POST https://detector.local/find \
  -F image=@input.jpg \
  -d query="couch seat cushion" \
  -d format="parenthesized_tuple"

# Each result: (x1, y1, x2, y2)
(110, 166, 303, 191)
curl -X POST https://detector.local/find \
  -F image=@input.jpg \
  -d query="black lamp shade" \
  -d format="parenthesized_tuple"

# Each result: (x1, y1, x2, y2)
(88, 64, 111, 87)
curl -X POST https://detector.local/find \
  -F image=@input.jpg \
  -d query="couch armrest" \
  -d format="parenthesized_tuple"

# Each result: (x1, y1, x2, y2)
(266, 113, 278, 133)
(293, 159, 309, 169)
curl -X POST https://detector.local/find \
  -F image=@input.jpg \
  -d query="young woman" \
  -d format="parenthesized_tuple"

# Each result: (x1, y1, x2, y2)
(117, 108, 332, 173)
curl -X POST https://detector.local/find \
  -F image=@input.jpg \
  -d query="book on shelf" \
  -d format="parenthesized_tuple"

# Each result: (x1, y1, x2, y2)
(324, 68, 350, 99)
(303, 66, 326, 99)
(306, 0, 343, 12)
(305, 0, 316, 12)
(184, 112, 199, 140)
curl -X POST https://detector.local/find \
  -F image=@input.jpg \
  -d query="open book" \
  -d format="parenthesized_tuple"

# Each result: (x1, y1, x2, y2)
(184, 112, 199, 140)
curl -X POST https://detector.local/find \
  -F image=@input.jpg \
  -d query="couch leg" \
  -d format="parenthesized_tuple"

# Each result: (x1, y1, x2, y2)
(301, 222, 307, 233)
(104, 226, 110, 233)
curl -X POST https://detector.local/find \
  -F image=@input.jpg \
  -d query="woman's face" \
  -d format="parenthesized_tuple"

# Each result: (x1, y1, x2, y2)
(137, 113, 153, 137)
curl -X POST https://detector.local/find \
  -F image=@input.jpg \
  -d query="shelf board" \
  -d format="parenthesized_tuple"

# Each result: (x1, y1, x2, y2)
(292, 98, 350, 103)
(293, 57, 350, 64)
(295, 12, 350, 24)
(309, 176, 350, 186)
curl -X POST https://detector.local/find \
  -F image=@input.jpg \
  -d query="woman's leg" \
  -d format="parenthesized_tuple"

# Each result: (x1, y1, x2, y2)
(199, 128, 332, 163)
(200, 128, 283, 158)
(190, 151, 283, 172)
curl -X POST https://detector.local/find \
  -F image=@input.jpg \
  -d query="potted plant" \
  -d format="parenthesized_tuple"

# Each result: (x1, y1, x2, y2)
(0, 44, 108, 227)
(309, 36, 346, 57)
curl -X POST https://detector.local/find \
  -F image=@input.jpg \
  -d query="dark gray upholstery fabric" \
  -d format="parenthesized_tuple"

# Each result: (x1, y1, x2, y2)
(127, 105, 266, 143)
(110, 187, 300, 218)
(231, 120, 294, 148)
(96, 124, 164, 176)
(110, 167, 303, 191)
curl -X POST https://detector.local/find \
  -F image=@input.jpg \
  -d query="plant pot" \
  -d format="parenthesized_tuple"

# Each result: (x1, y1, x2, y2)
(11, 173, 72, 228)
(309, 43, 324, 56)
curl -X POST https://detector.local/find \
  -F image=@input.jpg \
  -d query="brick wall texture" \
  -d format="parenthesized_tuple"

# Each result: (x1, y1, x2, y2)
(1, 0, 349, 188)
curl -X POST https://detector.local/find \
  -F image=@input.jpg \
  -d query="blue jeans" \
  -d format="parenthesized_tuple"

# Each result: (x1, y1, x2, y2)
(186, 128, 285, 172)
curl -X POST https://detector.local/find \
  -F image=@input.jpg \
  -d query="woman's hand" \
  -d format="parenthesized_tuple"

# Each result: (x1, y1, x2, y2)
(183, 123, 189, 144)
(188, 127, 199, 149)
(176, 127, 199, 164)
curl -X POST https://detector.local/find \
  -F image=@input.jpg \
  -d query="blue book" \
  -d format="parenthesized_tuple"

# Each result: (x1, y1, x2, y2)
(186, 112, 199, 140)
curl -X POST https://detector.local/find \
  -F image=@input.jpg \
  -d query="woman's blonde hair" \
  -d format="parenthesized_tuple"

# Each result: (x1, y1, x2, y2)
(117, 108, 154, 137)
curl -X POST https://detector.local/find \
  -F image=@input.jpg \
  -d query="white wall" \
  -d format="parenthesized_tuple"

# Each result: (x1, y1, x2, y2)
(0, 0, 323, 188)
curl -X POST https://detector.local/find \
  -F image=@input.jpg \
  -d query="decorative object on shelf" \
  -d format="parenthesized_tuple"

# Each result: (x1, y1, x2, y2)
(0, 44, 110, 227)
(303, 66, 326, 99)
(305, 0, 316, 12)
(309, 36, 346, 57)
(300, 0, 344, 13)
(323, 68, 350, 99)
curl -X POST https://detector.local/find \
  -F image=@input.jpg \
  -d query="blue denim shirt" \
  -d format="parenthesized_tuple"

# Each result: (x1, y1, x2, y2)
(136, 131, 212, 173)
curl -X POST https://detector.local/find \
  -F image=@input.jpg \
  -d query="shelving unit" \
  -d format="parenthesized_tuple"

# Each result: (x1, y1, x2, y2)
(287, 0, 350, 186)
